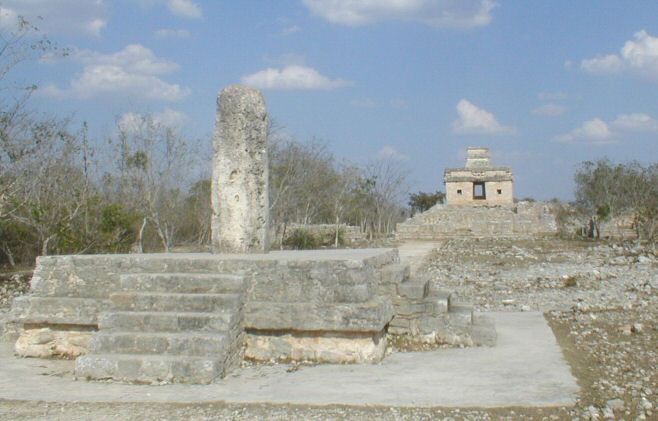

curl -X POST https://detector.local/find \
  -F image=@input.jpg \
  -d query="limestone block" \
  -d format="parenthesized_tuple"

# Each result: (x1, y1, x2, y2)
(212, 84, 269, 254)
(245, 297, 393, 332)
(11, 296, 110, 325)
(397, 280, 429, 299)
(379, 264, 410, 292)
(447, 304, 473, 326)
(393, 301, 431, 316)
(15, 328, 92, 358)
(334, 284, 372, 303)
(75, 354, 221, 384)
(245, 331, 387, 363)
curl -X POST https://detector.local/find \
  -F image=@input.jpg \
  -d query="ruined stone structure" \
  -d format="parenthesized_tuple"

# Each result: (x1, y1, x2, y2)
(281, 224, 365, 245)
(3, 86, 495, 385)
(444, 147, 513, 206)
(397, 147, 557, 240)
(212, 85, 269, 254)
(396, 201, 558, 240)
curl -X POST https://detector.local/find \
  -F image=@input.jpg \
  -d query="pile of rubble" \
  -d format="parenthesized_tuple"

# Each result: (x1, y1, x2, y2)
(420, 238, 656, 420)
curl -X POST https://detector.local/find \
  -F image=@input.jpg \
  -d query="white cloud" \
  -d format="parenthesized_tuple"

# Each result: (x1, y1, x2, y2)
(581, 30, 658, 82)
(241, 65, 350, 90)
(167, 0, 202, 19)
(0, 7, 18, 31)
(377, 145, 408, 161)
(136, 0, 201, 18)
(41, 44, 189, 102)
(581, 54, 624, 75)
(0, 0, 108, 36)
(154, 28, 191, 39)
(119, 108, 189, 132)
(452, 99, 516, 135)
(153, 107, 189, 127)
(532, 103, 566, 117)
(75, 44, 180, 75)
(556, 112, 658, 145)
(556, 118, 613, 144)
(611, 113, 658, 132)
(303, 0, 495, 29)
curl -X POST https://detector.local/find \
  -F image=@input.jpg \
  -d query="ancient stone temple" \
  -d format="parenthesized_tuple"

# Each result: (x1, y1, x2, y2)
(397, 147, 557, 240)
(444, 147, 513, 206)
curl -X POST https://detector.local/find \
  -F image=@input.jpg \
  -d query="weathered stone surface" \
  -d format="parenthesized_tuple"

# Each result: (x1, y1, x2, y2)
(89, 332, 230, 356)
(245, 331, 387, 363)
(110, 292, 242, 313)
(11, 296, 110, 325)
(14, 328, 92, 358)
(245, 297, 393, 332)
(7, 247, 494, 372)
(212, 84, 269, 254)
(119, 273, 244, 294)
(13, 250, 399, 334)
(444, 147, 514, 206)
(396, 201, 557, 240)
(76, 271, 247, 384)
(100, 311, 238, 333)
(397, 280, 429, 299)
(75, 354, 222, 385)
(279, 223, 365, 245)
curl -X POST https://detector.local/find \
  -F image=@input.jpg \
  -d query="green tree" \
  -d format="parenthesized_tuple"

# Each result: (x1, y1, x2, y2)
(408, 191, 445, 215)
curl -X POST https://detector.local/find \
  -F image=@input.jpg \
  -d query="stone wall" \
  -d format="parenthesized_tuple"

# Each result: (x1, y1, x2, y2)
(396, 201, 557, 240)
(281, 224, 365, 244)
(445, 180, 514, 206)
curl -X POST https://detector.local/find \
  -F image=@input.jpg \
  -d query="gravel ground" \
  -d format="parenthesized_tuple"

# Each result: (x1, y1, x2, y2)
(0, 271, 31, 309)
(1, 238, 656, 420)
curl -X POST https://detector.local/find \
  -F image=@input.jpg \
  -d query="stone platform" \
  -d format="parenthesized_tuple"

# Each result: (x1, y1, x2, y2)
(396, 202, 557, 240)
(0, 313, 578, 407)
(5, 248, 495, 384)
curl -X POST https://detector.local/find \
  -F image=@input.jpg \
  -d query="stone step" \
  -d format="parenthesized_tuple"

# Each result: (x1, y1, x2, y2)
(110, 292, 241, 313)
(470, 313, 497, 347)
(397, 279, 430, 299)
(10, 296, 111, 325)
(99, 311, 240, 333)
(89, 331, 229, 356)
(75, 353, 223, 384)
(119, 273, 244, 294)
(380, 264, 410, 286)
(447, 304, 474, 326)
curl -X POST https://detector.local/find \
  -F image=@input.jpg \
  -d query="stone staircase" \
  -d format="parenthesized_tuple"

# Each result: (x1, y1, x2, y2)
(382, 265, 496, 347)
(75, 273, 245, 384)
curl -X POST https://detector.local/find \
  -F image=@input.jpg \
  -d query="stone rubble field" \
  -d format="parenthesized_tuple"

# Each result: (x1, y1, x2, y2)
(0, 272, 31, 309)
(1, 238, 657, 420)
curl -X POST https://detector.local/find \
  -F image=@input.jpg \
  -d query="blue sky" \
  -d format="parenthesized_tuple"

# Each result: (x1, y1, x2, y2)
(2, 0, 658, 200)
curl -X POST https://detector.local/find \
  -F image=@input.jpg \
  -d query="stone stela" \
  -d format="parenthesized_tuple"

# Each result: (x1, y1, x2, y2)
(212, 84, 270, 254)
